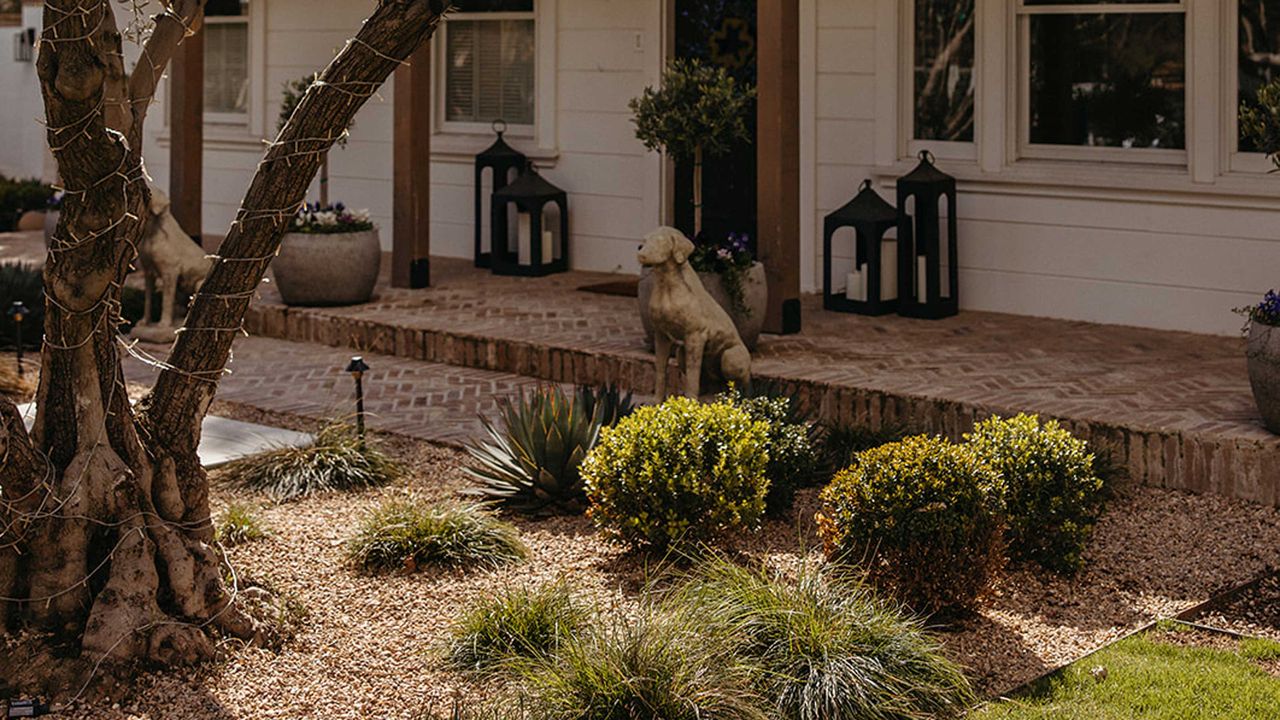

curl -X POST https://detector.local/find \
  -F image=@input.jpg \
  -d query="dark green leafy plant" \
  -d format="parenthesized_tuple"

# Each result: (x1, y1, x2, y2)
(214, 502, 269, 547)
(220, 422, 402, 502)
(345, 500, 527, 574)
(1241, 78, 1280, 170)
(672, 558, 977, 720)
(816, 420, 910, 476)
(0, 263, 44, 351)
(966, 413, 1105, 574)
(574, 383, 635, 428)
(582, 395, 771, 552)
(0, 176, 54, 231)
(446, 580, 585, 673)
(464, 385, 629, 514)
(817, 435, 1006, 616)
(630, 58, 755, 237)
(719, 389, 819, 516)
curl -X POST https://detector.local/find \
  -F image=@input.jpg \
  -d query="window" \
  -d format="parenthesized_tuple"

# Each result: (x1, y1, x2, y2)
(442, 0, 536, 129)
(1018, 1, 1186, 160)
(204, 0, 249, 119)
(1239, 0, 1280, 154)
(912, 0, 976, 143)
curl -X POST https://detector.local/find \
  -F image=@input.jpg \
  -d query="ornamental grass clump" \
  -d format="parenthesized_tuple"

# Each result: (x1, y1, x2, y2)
(817, 435, 1006, 616)
(345, 500, 527, 574)
(966, 413, 1106, 574)
(581, 395, 771, 552)
(672, 558, 977, 720)
(519, 603, 769, 720)
(219, 422, 401, 502)
(446, 580, 586, 673)
(214, 502, 269, 547)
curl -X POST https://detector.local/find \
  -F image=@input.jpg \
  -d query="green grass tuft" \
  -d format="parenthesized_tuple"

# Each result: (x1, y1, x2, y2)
(220, 422, 402, 502)
(670, 557, 976, 720)
(446, 581, 586, 673)
(214, 502, 269, 546)
(977, 631, 1280, 719)
(345, 500, 527, 574)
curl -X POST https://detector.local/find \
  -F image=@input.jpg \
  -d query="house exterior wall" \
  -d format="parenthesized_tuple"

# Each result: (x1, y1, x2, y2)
(0, 2, 52, 182)
(0, 0, 1260, 336)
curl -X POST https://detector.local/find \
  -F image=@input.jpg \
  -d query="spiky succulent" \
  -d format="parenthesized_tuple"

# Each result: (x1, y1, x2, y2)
(464, 385, 630, 515)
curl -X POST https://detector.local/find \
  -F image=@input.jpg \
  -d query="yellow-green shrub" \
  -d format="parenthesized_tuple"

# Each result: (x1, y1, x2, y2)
(817, 436, 1005, 615)
(966, 413, 1105, 574)
(581, 396, 771, 552)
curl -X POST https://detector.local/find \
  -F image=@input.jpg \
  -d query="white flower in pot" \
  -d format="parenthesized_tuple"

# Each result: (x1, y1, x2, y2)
(273, 202, 381, 307)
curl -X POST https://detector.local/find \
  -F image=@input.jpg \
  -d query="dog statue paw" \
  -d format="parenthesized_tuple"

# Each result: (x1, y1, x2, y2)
(638, 226, 751, 398)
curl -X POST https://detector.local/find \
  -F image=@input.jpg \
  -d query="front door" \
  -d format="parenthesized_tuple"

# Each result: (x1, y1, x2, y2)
(674, 0, 757, 246)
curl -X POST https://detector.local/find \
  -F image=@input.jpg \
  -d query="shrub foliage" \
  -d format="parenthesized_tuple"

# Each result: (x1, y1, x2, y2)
(0, 263, 44, 351)
(723, 390, 820, 516)
(447, 581, 585, 672)
(582, 395, 771, 551)
(967, 413, 1105, 573)
(220, 422, 402, 502)
(817, 435, 1006, 615)
(345, 500, 527, 574)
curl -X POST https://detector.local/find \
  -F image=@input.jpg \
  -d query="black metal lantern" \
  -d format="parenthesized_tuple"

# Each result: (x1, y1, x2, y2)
(896, 150, 958, 320)
(491, 164, 569, 277)
(474, 120, 527, 268)
(823, 180, 899, 316)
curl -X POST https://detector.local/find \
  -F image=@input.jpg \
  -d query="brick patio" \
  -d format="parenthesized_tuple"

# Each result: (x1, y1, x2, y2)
(243, 256, 1280, 506)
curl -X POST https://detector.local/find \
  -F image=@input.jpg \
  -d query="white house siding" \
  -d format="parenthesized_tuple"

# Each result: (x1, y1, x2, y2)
(0, 3, 52, 182)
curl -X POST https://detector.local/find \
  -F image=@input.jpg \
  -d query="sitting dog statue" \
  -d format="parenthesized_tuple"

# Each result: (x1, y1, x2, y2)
(134, 184, 212, 339)
(638, 226, 751, 398)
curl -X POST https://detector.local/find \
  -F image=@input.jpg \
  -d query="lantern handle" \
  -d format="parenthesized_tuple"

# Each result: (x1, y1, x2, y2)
(859, 179, 873, 192)
(917, 149, 936, 164)
(492, 118, 508, 137)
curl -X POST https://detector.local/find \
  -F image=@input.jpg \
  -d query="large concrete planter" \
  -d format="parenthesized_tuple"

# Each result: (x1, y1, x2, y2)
(273, 229, 381, 306)
(43, 210, 59, 246)
(638, 261, 768, 351)
(1248, 321, 1280, 434)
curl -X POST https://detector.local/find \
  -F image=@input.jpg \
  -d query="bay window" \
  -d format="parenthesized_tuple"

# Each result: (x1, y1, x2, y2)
(441, 0, 537, 130)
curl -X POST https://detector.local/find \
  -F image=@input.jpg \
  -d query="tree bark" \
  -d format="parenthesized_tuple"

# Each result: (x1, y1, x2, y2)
(2, 0, 449, 686)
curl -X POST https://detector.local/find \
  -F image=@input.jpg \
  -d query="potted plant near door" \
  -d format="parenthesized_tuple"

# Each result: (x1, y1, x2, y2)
(272, 75, 382, 306)
(630, 59, 763, 347)
(1238, 81, 1280, 432)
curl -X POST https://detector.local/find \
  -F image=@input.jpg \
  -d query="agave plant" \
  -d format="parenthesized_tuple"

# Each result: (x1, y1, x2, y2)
(575, 383, 635, 428)
(465, 385, 621, 514)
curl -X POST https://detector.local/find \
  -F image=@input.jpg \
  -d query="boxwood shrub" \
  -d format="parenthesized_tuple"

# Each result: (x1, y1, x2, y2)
(581, 395, 771, 552)
(723, 390, 820, 516)
(967, 413, 1105, 574)
(816, 435, 1005, 616)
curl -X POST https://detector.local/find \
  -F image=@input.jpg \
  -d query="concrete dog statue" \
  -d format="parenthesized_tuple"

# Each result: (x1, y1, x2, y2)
(134, 184, 213, 339)
(638, 226, 751, 397)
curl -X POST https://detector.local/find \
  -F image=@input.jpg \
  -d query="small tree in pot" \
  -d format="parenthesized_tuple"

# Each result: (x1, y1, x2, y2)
(1238, 81, 1280, 432)
(280, 73, 350, 207)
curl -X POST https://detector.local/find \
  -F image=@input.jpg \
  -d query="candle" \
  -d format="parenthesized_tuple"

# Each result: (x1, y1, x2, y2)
(917, 255, 928, 301)
(517, 213, 531, 265)
(881, 241, 898, 300)
(542, 229, 554, 264)
(845, 268, 863, 302)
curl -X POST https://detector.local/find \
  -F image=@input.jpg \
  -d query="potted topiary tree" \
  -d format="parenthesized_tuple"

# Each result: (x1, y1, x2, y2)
(1238, 81, 1280, 432)
(630, 59, 763, 348)
(272, 74, 381, 306)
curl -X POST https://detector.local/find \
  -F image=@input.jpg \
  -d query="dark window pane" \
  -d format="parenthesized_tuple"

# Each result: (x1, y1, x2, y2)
(206, 0, 247, 17)
(914, 0, 975, 142)
(1029, 13, 1185, 150)
(1025, 0, 1179, 4)
(1240, 0, 1280, 152)
(453, 0, 534, 12)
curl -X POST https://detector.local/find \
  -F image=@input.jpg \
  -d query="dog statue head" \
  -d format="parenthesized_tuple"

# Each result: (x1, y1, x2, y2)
(638, 226, 695, 268)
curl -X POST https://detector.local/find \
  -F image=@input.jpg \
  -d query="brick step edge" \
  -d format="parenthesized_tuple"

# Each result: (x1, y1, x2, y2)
(245, 303, 1280, 507)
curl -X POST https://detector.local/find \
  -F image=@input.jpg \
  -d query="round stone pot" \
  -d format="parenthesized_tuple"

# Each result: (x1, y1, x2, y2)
(273, 229, 382, 306)
(638, 262, 768, 351)
(1247, 321, 1280, 434)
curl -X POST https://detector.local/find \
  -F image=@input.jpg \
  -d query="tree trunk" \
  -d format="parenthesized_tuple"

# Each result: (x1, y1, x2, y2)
(1, 0, 448, 691)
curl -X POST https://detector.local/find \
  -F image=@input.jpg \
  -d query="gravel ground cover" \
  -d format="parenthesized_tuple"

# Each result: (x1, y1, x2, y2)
(22, 403, 1280, 719)
(1193, 573, 1280, 643)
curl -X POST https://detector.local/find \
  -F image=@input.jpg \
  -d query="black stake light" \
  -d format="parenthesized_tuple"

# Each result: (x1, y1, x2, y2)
(8, 301, 30, 377)
(345, 355, 370, 443)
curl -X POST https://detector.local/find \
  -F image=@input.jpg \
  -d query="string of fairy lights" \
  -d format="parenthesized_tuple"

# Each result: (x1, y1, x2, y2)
(0, 0, 443, 703)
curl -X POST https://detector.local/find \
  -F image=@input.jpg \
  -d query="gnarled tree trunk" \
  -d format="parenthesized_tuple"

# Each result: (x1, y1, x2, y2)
(0, 0, 447, 689)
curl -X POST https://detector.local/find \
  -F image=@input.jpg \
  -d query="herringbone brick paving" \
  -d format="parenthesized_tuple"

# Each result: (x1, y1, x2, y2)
(242, 256, 1280, 505)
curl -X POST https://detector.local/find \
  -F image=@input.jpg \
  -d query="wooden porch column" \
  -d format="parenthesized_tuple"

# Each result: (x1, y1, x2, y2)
(392, 42, 432, 289)
(757, 0, 802, 334)
(169, 27, 204, 244)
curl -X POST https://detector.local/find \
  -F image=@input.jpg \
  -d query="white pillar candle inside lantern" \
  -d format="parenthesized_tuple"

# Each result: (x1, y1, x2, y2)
(542, 228, 554, 264)
(517, 213, 532, 265)
(845, 267, 864, 302)
(916, 254, 928, 301)
(881, 240, 898, 299)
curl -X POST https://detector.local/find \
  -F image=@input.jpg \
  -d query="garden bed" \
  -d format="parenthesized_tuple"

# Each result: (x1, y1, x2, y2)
(40, 401, 1280, 719)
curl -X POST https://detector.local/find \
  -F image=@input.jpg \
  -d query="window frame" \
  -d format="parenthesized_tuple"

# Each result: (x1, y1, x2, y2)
(436, 3, 539, 138)
(900, 0, 979, 163)
(1013, 0, 1190, 166)
(202, 8, 253, 127)
(1227, 0, 1280, 174)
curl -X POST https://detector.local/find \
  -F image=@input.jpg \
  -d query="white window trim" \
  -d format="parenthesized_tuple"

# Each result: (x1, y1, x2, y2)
(433, 0, 557, 156)
(1225, 0, 1280, 175)
(202, 6, 260, 131)
(898, 0, 978, 163)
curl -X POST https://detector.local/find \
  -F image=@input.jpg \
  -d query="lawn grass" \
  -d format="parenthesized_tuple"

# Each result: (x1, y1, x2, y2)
(977, 627, 1280, 720)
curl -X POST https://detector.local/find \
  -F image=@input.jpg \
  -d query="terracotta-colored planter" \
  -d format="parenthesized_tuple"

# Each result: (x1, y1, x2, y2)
(1247, 321, 1280, 434)
(272, 229, 382, 306)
